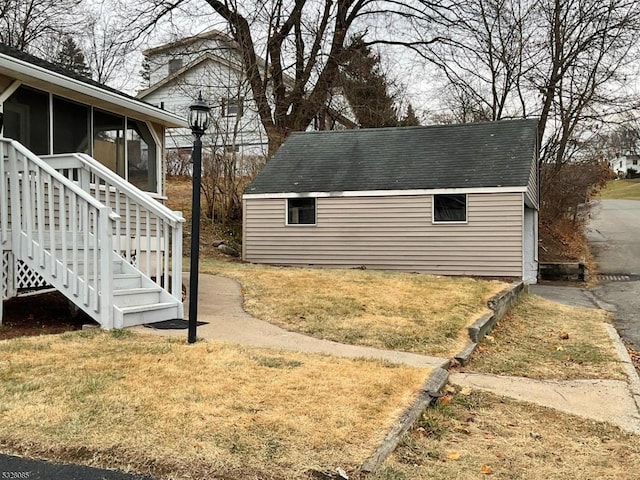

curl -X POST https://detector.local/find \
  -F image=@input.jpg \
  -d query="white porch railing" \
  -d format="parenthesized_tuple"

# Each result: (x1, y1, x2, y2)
(1, 138, 117, 326)
(42, 153, 185, 301)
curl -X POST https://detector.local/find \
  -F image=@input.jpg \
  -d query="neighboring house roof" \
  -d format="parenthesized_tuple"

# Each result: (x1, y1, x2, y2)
(142, 30, 234, 56)
(246, 118, 539, 195)
(0, 43, 185, 128)
(140, 31, 357, 129)
(137, 52, 242, 99)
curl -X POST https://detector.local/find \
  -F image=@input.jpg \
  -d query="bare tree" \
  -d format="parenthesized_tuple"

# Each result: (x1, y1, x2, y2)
(83, 12, 132, 85)
(534, 0, 640, 166)
(0, 0, 83, 54)
(121, 0, 452, 155)
(425, 0, 536, 122)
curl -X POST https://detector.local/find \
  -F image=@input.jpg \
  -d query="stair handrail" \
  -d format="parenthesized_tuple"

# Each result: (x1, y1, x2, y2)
(3, 140, 118, 218)
(2, 138, 119, 328)
(42, 152, 185, 302)
(44, 152, 185, 227)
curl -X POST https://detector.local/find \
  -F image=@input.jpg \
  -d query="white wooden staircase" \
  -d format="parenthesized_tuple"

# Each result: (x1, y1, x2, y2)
(0, 138, 185, 329)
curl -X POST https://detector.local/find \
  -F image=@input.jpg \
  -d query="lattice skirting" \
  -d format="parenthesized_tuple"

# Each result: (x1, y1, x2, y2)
(1, 251, 13, 300)
(2, 251, 52, 300)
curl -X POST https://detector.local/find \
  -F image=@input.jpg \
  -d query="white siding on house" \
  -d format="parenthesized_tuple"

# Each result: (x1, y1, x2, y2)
(244, 192, 524, 277)
(142, 57, 268, 159)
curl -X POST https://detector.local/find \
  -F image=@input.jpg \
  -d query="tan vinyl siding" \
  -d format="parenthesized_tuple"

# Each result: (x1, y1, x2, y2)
(526, 154, 539, 208)
(244, 193, 523, 277)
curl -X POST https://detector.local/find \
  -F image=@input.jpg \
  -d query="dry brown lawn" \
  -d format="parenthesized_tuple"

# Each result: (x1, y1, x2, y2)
(0, 330, 431, 479)
(374, 386, 640, 480)
(200, 258, 508, 358)
(465, 295, 625, 380)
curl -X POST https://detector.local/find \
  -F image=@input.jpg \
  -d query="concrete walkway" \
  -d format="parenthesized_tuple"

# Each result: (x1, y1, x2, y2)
(449, 284, 640, 435)
(131, 274, 449, 369)
(450, 373, 640, 434)
(132, 273, 640, 434)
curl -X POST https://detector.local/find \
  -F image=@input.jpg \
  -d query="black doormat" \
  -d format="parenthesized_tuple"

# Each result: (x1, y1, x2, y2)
(143, 319, 209, 330)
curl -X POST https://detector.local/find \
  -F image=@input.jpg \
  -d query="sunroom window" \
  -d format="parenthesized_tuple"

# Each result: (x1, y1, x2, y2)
(53, 96, 90, 154)
(93, 109, 125, 178)
(4, 86, 49, 155)
(127, 119, 157, 192)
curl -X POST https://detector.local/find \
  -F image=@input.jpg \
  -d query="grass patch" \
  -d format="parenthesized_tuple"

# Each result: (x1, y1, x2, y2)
(199, 258, 507, 357)
(0, 331, 431, 479)
(598, 178, 640, 200)
(375, 387, 640, 480)
(465, 295, 625, 380)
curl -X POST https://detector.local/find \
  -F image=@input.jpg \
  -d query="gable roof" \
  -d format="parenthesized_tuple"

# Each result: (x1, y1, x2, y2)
(140, 31, 357, 129)
(137, 52, 243, 99)
(0, 43, 185, 128)
(246, 119, 539, 195)
(142, 30, 234, 56)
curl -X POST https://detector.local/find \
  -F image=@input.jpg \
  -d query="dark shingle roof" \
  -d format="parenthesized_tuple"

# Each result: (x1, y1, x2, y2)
(246, 119, 539, 195)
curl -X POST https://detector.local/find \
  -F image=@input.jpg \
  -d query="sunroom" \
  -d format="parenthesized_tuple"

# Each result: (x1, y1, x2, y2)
(1, 43, 188, 329)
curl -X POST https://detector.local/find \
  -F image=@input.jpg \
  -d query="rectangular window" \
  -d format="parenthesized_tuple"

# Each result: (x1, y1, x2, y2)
(287, 198, 316, 225)
(222, 98, 243, 117)
(433, 194, 467, 223)
(634, 160, 638, 166)
(168, 58, 183, 75)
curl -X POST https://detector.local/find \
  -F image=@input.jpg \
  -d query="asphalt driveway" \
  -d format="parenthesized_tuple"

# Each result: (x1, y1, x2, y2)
(588, 199, 640, 348)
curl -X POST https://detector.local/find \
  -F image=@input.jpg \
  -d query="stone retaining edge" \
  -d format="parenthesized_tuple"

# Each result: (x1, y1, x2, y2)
(455, 281, 525, 366)
(360, 367, 449, 474)
(361, 281, 526, 473)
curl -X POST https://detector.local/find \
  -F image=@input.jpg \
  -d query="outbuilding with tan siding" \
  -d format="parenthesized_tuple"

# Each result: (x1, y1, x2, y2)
(243, 119, 539, 283)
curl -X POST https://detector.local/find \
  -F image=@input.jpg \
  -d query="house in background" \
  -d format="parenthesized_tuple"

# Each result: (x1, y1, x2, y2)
(243, 119, 540, 284)
(1, 43, 186, 328)
(138, 30, 355, 174)
(609, 153, 640, 178)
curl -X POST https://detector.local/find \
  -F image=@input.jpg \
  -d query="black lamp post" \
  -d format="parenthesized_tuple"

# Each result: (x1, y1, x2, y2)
(187, 92, 210, 344)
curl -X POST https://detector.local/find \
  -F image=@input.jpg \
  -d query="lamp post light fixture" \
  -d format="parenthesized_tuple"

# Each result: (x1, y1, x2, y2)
(187, 92, 210, 344)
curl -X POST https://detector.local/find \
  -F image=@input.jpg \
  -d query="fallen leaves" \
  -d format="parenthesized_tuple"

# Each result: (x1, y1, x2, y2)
(481, 464, 494, 474)
(447, 451, 461, 460)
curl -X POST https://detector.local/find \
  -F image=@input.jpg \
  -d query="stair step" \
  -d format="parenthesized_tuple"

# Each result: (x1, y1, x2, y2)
(113, 287, 162, 307)
(112, 273, 142, 289)
(116, 302, 181, 328)
(87, 273, 141, 290)
(64, 258, 124, 275)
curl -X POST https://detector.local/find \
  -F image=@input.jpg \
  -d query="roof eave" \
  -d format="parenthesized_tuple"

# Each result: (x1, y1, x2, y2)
(243, 185, 529, 199)
(0, 53, 186, 128)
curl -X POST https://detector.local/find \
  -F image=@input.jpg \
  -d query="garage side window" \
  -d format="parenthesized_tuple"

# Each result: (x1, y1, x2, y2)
(287, 198, 316, 225)
(433, 194, 467, 223)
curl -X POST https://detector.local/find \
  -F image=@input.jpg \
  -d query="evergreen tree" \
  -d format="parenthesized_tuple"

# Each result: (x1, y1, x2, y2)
(139, 57, 151, 88)
(55, 36, 91, 78)
(341, 35, 399, 128)
(400, 104, 421, 126)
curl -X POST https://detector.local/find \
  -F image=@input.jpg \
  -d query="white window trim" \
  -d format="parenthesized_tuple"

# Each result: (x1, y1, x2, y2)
(431, 193, 468, 224)
(285, 198, 317, 226)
